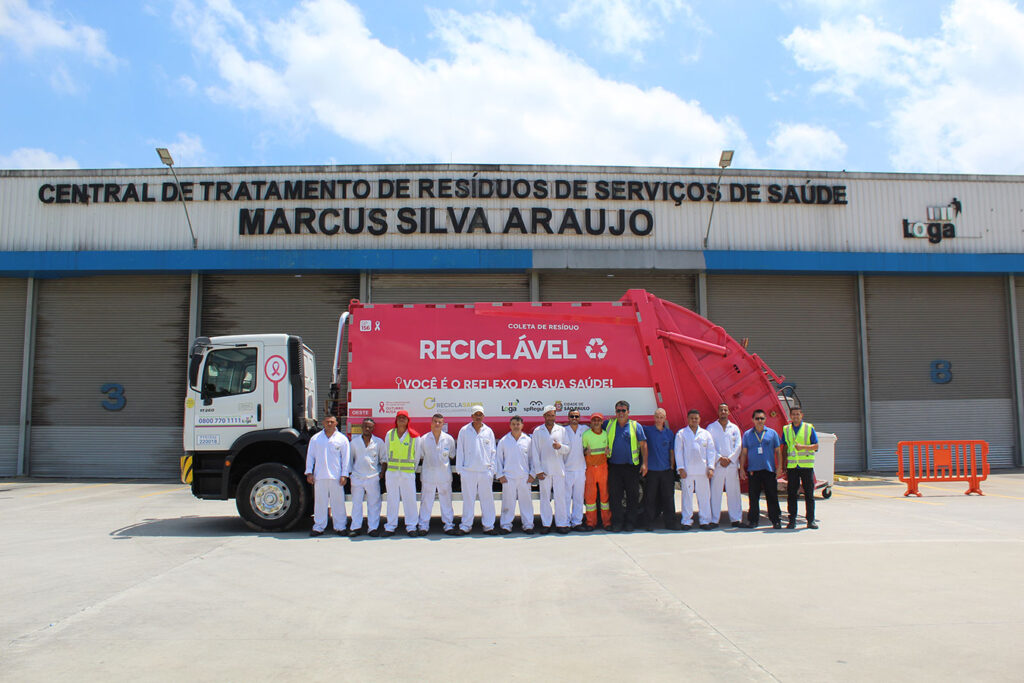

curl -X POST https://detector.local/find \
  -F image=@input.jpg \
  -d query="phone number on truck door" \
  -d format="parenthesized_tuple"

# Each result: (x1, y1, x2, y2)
(196, 415, 257, 426)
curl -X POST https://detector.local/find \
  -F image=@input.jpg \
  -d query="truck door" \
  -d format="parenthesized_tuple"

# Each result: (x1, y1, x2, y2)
(192, 343, 263, 451)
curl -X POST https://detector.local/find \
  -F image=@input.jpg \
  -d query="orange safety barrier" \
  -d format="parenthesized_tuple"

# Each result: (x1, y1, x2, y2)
(896, 440, 989, 497)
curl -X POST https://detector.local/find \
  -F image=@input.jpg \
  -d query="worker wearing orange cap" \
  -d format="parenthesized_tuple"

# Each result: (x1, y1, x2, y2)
(382, 409, 419, 537)
(581, 413, 611, 529)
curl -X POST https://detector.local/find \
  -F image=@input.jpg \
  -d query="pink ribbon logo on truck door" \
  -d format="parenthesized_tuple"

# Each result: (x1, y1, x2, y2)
(264, 355, 287, 402)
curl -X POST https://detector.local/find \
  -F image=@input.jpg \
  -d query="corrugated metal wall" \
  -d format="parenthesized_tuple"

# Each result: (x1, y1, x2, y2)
(707, 275, 864, 472)
(866, 276, 1015, 469)
(202, 274, 360, 415)
(539, 271, 696, 310)
(0, 278, 26, 475)
(30, 276, 189, 477)
(369, 273, 530, 303)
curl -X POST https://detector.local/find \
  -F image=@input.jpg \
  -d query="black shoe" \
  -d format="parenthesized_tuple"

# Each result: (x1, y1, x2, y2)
(417, 528, 429, 537)
(348, 529, 362, 537)
(572, 524, 587, 532)
(523, 527, 535, 535)
(579, 523, 594, 532)
(556, 526, 570, 534)
(337, 529, 348, 536)
(309, 529, 323, 537)
(786, 520, 797, 529)
(499, 527, 512, 535)
(681, 525, 692, 531)
(741, 522, 757, 529)
(624, 523, 634, 532)
(646, 524, 655, 532)
(539, 526, 552, 534)
(700, 523, 714, 530)
(610, 524, 622, 533)
(772, 521, 782, 529)
(731, 521, 742, 528)
(367, 528, 381, 537)
(664, 522, 681, 531)
(483, 527, 498, 536)
(406, 529, 417, 537)
(807, 520, 819, 529)
(444, 528, 459, 536)
(382, 530, 395, 537)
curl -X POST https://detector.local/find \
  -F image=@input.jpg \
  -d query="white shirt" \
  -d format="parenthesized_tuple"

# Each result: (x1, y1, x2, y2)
(674, 426, 714, 473)
(305, 428, 350, 480)
(417, 430, 456, 484)
(707, 420, 742, 468)
(349, 434, 386, 481)
(530, 423, 570, 478)
(563, 423, 589, 472)
(456, 422, 496, 476)
(497, 432, 533, 480)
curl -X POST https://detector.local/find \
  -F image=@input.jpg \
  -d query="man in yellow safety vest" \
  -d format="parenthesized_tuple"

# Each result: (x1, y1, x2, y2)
(782, 407, 819, 529)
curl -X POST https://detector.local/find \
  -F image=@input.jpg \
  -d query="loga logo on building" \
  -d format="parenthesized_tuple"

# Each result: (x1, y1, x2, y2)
(903, 198, 960, 244)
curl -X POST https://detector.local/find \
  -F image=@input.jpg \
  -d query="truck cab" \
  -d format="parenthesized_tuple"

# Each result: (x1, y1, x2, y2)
(183, 334, 318, 530)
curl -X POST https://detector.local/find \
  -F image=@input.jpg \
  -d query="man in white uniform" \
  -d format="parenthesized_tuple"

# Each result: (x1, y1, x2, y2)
(496, 415, 536, 534)
(563, 409, 589, 531)
(456, 405, 497, 535)
(707, 403, 743, 528)
(348, 416, 385, 537)
(531, 405, 571, 534)
(383, 410, 419, 537)
(417, 413, 458, 536)
(304, 415, 350, 537)
(674, 408, 715, 530)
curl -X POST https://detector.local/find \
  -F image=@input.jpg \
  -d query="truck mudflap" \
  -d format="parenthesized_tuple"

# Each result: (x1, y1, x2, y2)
(346, 288, 788, 437)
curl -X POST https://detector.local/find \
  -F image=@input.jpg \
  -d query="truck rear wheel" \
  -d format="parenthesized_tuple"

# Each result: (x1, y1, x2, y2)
(236, 463, 308, 531)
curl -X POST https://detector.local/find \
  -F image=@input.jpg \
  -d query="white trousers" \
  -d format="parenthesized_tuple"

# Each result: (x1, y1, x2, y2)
(313, 478, 345, 532)
(460, 471, 496, 531)
(681, 472, 712, 526)
(500, 477, 535, 530)
(538, 473, 568, 528)
(419, 480, 455, 531)
(350, 477, 382, 531)
(384, 470, 418, 532)
(710, 463, 742, 523)
(564, 469, 586, 526)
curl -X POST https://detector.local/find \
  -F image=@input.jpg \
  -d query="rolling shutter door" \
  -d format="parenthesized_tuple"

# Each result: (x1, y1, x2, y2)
(202, 274, 360, 418)
(369, 273, 530, 303)
(539, 271, 696, 310)
(30, 275, 189, 477)
(707, 275, 864, 472)
(866, 276, 1015, 470)
(0, 278, 26, 475)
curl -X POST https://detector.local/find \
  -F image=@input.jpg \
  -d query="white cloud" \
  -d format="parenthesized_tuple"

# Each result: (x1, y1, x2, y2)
(176, 74, 198, 95)
(150, 132, 208, 167)
(766, 123, 847, 170)
(0, 147, 79, 169)
(0, 0, 115, 65)
(782, 0, 1024, 173)
(172, 0, 751, 167)
(556, 0, 697, 60)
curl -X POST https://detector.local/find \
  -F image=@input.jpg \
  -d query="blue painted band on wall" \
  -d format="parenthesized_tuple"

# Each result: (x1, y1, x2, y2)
(703, 250, 1024, 274)
(0, 249, 534, 277)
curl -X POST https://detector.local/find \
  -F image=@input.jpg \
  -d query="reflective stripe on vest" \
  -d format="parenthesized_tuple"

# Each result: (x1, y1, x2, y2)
(606, 420, 639, 465)
(387, 429, 416, 473)
(783, 422, 815, 468)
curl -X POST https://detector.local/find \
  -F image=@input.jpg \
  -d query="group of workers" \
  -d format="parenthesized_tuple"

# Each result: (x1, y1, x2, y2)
(304, 400, 820, 537)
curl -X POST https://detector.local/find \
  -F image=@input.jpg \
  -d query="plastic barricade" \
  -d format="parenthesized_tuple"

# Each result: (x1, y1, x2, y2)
(896, 440, 989, 497)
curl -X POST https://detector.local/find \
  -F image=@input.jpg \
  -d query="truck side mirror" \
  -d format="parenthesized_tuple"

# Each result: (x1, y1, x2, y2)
(188, 337, 211, 389)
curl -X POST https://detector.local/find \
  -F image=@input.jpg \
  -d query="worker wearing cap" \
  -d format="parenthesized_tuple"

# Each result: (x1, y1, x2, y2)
(530, 405, 571, 533)
(782, 407, 819, 529)
(305, 414, 350, 537)
(496, 415, 536, 534)
(456, 405, 498, 535)
(416, 413, 458, 536)
(348, 417, 386, 537)
(563, 409, 589, 531)
(582, 414, 611, 529)
(605, 400, 647, 533)
(644, 407, 678, 531)
(707, 403, 743, 528)
(674, 408, 715, 530)
(383, 410, 419, 537)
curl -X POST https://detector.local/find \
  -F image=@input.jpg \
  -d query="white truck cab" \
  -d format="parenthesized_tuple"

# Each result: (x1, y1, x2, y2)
(183, 334, 318, 530)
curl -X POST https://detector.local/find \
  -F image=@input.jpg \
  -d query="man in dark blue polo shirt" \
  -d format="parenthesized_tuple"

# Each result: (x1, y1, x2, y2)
(738, 408, 782, 529)
(643, 407, 678, 531)
(604, 400, 648, 532)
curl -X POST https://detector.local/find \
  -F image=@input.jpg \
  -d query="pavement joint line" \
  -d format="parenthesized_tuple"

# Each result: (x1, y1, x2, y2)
(138, 487, 187, 498)
(25, 483, 112, 497)
(606, 536, 781, 682)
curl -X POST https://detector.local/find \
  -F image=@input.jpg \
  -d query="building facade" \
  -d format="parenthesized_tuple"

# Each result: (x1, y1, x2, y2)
(1, 164, 1022, 477)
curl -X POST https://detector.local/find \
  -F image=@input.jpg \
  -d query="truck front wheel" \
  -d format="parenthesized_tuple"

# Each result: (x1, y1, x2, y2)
(236, 463, 308, 531)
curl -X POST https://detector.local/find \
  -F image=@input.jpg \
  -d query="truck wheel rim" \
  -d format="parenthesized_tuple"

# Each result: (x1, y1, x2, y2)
(250, 478, 291, 519)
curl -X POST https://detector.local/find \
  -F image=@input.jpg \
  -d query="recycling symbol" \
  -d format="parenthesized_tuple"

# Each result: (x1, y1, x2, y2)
(585, 337, 608, 359)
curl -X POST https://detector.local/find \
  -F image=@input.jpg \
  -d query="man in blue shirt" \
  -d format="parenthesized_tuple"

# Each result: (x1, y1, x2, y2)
(604, 400, 648, 532)
(739, 408, 782, 529)
(643, 407, 678, 531)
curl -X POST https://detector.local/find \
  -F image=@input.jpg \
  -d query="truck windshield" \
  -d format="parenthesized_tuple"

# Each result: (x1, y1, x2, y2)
(203, 348, 258, 398)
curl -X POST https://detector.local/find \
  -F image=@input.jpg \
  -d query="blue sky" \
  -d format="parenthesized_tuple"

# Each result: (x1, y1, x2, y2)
(1, 0, 1021, 174)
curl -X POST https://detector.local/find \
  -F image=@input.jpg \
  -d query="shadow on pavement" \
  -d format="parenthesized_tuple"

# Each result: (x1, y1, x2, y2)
(109, 515, 311, 540)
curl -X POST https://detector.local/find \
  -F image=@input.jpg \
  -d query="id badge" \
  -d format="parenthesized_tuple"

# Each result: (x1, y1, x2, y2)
(757, 446, 763, 454)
